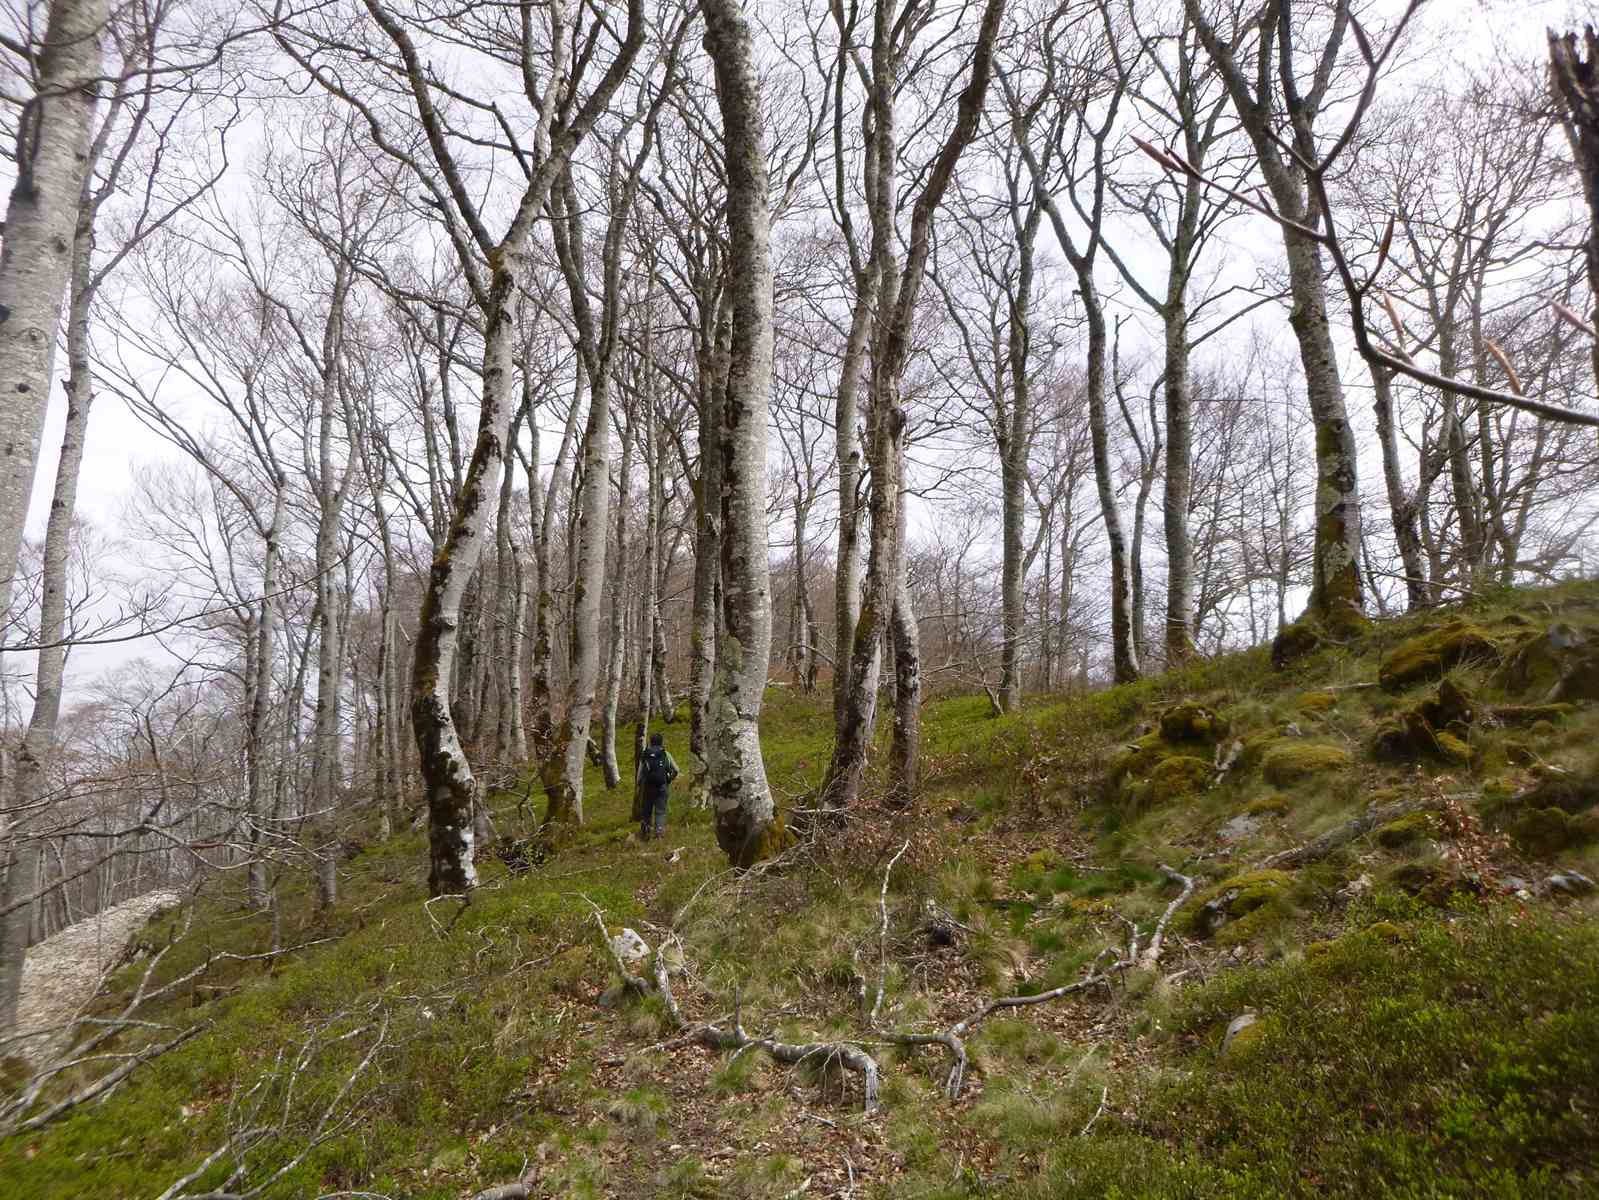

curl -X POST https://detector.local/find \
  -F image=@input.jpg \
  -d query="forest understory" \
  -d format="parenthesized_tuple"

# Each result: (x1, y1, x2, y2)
(5, 579, 1599, 1200)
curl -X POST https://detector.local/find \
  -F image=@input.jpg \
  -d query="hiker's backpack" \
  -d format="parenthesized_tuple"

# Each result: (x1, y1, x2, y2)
(642, 747, 671, 788)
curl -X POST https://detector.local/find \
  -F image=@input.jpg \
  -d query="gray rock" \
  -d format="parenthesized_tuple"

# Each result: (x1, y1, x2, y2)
(1547, 871, 1596, 897)
(1219, 814, 1262, 843)
(1222, 1011, 1258, 1052)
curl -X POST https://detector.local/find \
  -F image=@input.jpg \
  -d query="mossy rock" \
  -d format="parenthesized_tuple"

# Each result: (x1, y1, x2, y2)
(1158, 702, 1230, 744)
(1125, 754, 1212, 810)
(1181, 869, 1293, 939)
(1371, 679, 1476, 764)
(1511, 772, 1599, 816)
(1509, 806, 1599, 856)
(1222, 1016, 1273, 1059)
(1297, 692, 1338, 713)
(1496, 623, 1594, 698)
(1271, 619, 1324, 669)
(1245, 795, 1291, 816)
(1379, 621, 1499, 692)
(1236, 730, 1283, 773)
(1261, 741, 1352, 787)
(1375, 812, 1434, 849)
(1529, 719, 1558, 738)
(1503, 739, 1536, 766)
(1434, 731, 1473, 766)
(1389, 861, 1487, 907)
(1106, 733, 1169, 788)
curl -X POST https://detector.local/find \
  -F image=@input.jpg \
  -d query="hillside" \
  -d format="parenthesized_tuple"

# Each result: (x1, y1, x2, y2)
(6, 582, 1599, 1199)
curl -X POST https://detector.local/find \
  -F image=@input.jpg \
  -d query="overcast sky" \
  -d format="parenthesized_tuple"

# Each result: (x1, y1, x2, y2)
(13, 0, 1599, 697)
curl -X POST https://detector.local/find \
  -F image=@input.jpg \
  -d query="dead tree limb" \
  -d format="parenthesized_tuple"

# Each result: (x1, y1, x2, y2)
(1138, 865, 1195, 970)
(1257, 795, 1432, 870)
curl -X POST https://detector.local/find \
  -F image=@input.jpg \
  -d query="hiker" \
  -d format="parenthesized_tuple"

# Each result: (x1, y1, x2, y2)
(636, 732, 679, 841)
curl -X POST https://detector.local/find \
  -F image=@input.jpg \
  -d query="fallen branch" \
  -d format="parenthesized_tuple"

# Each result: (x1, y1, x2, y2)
(1257, 794, 1434, 869)
(1079, 1084, 1109, 1136)
(883, 963, 1122, 1100)
(1138, 865, 1195, 970)
(870, 841, 910, 1026)
(470, 1166, 538, 1200)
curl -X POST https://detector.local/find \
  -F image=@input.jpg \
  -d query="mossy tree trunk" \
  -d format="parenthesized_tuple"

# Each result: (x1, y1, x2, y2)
(702, 0, 780, 866)
(359, 0, 647, 891)
(1186, 0, 1365, 633)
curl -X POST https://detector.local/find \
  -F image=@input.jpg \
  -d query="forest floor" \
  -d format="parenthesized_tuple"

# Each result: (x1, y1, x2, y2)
(4, 581, 1599, 1198)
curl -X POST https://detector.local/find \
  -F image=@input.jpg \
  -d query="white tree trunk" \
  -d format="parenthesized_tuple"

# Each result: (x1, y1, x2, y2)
(0, 0, 106, 624)
(702, 0, 779, 866)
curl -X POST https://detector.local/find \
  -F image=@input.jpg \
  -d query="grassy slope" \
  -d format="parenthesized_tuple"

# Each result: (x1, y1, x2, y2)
(5, 582, 1599, 1199)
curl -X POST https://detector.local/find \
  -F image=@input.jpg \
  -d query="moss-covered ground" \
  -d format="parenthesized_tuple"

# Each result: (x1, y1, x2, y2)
(6, 581, 1599, 1198)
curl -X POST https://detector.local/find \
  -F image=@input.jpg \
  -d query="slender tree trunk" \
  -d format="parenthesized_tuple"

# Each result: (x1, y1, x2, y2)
(0, 208, 98, 1033)
(245, 488, 286, 908)
(1371, 364, 1429, 611)
(888, 454, 920, 801)
(0, 0, 107, 625)
(703, 0, 780, 866)
(998, 435, 1026, 712)
(542, 366, 613, 826)
(1162, 300, 1196, 662)
(688, 300, 728, 773)
(413, 268, 524, 894)
(831, 292, 874, 736)
(1084, 292, 1139, 682)
(599, 418, 634, 790)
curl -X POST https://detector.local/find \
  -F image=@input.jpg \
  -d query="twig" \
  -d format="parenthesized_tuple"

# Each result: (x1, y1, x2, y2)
(870, 840, 910, 1026)
(1079, 1085, 1109, 1136)
(1138, 865, 1195, 970)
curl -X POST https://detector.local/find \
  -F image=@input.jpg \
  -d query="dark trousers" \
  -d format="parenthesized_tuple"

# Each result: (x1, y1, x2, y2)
(640, 787, 668, 838)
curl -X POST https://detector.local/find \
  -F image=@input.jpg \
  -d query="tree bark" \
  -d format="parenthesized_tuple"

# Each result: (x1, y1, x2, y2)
(703, 0, 780, 866)
(0, 198, 98, 1033)
(599, 415, 634, 790)
(0, 0, 107, 625)
(1371, 363, 1429, 611)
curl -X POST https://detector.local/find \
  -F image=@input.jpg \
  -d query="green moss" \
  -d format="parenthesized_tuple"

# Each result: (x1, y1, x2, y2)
(1158, 702, 1230, 744)
(1297, 691, 1338, 713)
(1434, 730, 1474, 765)
(1375, 812, 1435, 848)
(1181, 869, 1294, 939)
(1106, 732, 1168, 788)
(1128, 754, 1211, 809)
(1379, 621, 1499, 692)
(1271, 618, 1324, 668)
(1261, 741, 1352, 787)
(1510, 807, 1596, 857)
